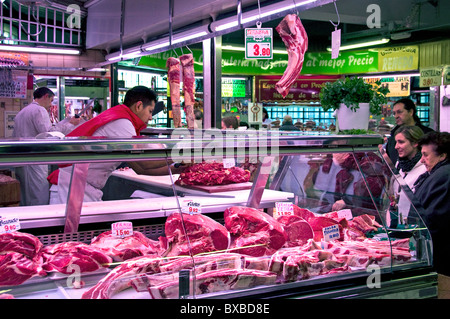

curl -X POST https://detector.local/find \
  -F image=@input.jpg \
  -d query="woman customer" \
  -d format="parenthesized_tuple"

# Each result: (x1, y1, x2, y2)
(412, 131, 450, 299)
(389, 126, 427, 221)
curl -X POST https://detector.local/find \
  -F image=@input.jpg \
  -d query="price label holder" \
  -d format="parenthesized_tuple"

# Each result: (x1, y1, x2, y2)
(182, 200, 202, 215)
(223, 157, 235, 168)
(331, 28, 341, 59)
(111, 221, 133, 238)
(273, 202, 294, 219)
(0, 215, 21, 234)
(245, 27, 273, 60)
(336, 209, 353, 220)
(322, 224, 340, 242)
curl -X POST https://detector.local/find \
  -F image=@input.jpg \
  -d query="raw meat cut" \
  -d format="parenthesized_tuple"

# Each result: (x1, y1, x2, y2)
(0, 252, 46, 287)
(335, 169, 354, 196)
(308, 216, 344, 241)
(42, 242, 112, 274)
(166, 57, 182, 128)
(292, 204, 315, 221)
(180, 53, 196, 129)
(224, 206, 287, 257)
(275, 14, 308, 98)
(147, 268, 277, 299)
(164, 212, 230, 257)
(348, 214, 382, 234)
(0, 231, 43, 259)
(277, 215, 313, 247)
(90, 230, 164, 261)
(175, 161, 250, 186)
(81, 256, 162, 299)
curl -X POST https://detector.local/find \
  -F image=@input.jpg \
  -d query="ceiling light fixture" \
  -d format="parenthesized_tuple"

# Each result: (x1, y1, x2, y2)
(326, 38, 390, 52)
(214, 0, 318, 31)
(0, 45, 80, 55)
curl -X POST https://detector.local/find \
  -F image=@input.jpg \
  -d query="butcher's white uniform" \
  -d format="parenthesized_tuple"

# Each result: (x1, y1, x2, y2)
(13, 101, 77, 206)
(51, 119, 136, 204)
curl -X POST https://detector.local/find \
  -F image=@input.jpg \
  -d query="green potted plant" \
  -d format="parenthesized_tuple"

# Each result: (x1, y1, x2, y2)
(319, 77, 389, 131)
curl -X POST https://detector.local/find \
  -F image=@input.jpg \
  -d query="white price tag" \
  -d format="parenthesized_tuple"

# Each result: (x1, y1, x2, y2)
(322, 224, 340, 242)
(182, 200, 201, 215)
(274, 202, 294, 219)
(331, 29, 341, 59)
(0, 215, 21, 234)
(111, 221, 133, 238)
(223, 158, 235, 168)
(337, 209, 353, 220)
(245, 28, 273, 59)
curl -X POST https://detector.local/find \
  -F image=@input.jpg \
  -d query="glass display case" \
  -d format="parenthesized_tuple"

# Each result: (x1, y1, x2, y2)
(0, 132, 436, 299)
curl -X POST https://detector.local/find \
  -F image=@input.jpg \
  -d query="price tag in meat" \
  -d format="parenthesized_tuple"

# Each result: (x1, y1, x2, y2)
(222, 157, 235, 168)
(274, 202, 294, 219)
(245, 28, 273, 59)
(111, 221, 133, 238)
(0, 215, 21, 234)
(322, 224, 340, 242)
(337, 209, 353, 220)
(182, 200, 202, 215)
(0, 215, 20, 234)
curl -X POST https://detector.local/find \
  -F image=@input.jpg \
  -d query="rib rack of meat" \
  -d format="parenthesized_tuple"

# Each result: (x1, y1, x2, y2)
(166, 57, 182, 128)
(180, 53, 196, 129)
(275, 14, 308, 98)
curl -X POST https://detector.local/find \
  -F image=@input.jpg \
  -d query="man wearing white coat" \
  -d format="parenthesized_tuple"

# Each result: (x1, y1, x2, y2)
(13, 87, 80, 206)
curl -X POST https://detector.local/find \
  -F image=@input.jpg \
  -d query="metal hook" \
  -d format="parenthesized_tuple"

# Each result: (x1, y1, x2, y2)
(292, 0, 299, 15)
(186, 45, 193, 54)
(172, 47, 179, 57)
(329, 0, 340, 30)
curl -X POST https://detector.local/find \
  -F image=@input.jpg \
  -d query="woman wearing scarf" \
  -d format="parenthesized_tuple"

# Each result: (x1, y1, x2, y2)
(412, 131, 450, 299)
(389, 125, 426, 222)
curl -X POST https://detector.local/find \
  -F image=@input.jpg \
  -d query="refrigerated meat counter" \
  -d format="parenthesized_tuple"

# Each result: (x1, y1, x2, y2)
(0, 132, 437, 299)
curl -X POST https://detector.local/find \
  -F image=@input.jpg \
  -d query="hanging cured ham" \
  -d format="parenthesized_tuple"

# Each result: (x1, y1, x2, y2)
(166, 57, 182, 128)
(275, 14, 308, 98)
(180, 53, 196, 129)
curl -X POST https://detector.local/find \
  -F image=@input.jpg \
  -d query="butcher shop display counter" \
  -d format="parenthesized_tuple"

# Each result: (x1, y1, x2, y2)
(0, 133, 437, 299)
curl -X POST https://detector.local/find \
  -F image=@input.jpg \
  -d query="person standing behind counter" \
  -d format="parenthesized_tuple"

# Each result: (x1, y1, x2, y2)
(279, 115, 300, 131)
(49, 86, 185, 204)
(389, 125, 426, 222)
(411, 131, 450, 299)
(383, 98, 434, 168)
(13, 87, 81, 206)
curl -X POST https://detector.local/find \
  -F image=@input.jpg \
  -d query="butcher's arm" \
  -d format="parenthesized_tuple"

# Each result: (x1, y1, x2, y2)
(127, 160, 186, 176)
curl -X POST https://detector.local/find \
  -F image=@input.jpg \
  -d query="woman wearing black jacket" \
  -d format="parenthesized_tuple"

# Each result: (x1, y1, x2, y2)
(413, 131, 450, 299)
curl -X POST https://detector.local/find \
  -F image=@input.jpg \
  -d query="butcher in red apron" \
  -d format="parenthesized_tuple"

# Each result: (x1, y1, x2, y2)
(48, 86, 183, 204)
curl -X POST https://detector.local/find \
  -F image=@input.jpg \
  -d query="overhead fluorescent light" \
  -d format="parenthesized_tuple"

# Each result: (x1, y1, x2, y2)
(0, 45, 80, 55)
(214, 0, 318, 31)
(87, 68, 107, 72)
(172, 31, 208, 45)
(106, 49, 142, 62)
(326, 38, 390, 52)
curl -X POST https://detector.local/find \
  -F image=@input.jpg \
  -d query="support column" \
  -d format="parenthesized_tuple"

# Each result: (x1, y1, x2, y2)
(202, 36, 222, 129)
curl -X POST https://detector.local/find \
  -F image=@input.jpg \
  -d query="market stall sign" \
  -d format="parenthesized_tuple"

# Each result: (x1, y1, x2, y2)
(138, 46, 417, 76)
(222, 78, 246, 97)
(443, 65, 450, 85)
(273, 202, 294, 219)
(245, 28, 273, 60)
(323, 224, 340, 242)
(419, 66, 443, 87)
(0, 215, 21, 234)
(255, 75, 342, 102)
(182, 200, 201, 215)
(377, 46, 419, 72)
(364, 76, 410, 97)
(111, 221, 133, 238)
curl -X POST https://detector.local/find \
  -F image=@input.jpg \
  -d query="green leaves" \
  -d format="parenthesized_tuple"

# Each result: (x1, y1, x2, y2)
(319, 77, 390, 115)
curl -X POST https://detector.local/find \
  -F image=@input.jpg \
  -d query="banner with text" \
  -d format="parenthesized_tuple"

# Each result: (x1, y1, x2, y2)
(138, 46, 419, 76)
(255, 75, 342, 102)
